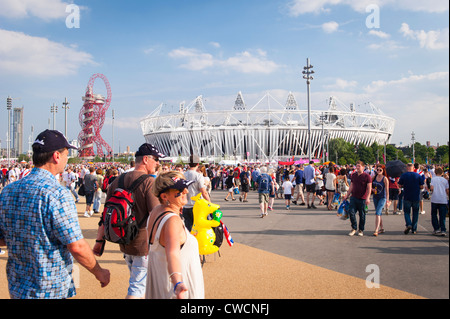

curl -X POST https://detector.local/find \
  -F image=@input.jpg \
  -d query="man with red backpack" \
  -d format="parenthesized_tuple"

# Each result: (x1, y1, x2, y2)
(93, 143, 165, 299)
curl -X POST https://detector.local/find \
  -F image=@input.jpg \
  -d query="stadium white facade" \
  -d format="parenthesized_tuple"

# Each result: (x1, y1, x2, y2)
(140, 92, 395, 162)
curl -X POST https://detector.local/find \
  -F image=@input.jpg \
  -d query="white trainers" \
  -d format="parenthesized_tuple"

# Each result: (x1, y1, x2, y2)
(420, 211, 426, 215)
(348, 229, 357, 236)
(84, 211, 91, 218)
(357, 230, 364, 237)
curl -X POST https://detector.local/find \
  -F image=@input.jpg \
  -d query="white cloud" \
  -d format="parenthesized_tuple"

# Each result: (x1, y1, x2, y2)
(168, 48, 215, 71)
(322, 21, 339, 33)
(209, 42, 221, 48)
(393, 0, 449, 13)
(367, 40, 404, 51)
(287, 0, 448, 15)
(330, 71, 448, 145)
(287, 0, 341, 15)
(168, 47, 280, 74)
(0, 0, 71, 20)
(368, 30, 390, 39)
(144, 48, 155, 55)
(106, 116, 141, 130)
(364, 71, 449, 93)
(0, 29, 95, 76)
(222, 51, 279, 74)
(400, 23, 449, 50)
(324, 78, 358, 90)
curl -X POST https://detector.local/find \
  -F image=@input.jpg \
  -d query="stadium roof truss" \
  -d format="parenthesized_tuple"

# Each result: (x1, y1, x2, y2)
(140, 93, 395, 161)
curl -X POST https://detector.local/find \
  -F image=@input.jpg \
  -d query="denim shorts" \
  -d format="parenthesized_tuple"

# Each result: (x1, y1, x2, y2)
(124, 254, 148, 297)
(373, 197, 386, 216)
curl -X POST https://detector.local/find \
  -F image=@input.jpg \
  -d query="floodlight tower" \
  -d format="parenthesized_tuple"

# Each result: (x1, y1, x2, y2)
(302, 58, 314, 162)
(62, 97, 70, 139)
(50, 103, 58, 130)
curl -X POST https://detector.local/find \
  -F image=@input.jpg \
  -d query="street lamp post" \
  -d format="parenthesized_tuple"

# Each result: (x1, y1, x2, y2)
(411, 131, 415, 164)
(302, 58, 314, 162)
(62, 97, 70, 139)
(320, 112, 326, 163)
(50, 103, 58, 130)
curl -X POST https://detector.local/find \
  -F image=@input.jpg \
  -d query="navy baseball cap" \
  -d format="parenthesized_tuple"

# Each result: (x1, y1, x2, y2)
(157, 176, 194, 197)
(135, 143, 166, 159)
(32, 130, 78, 154)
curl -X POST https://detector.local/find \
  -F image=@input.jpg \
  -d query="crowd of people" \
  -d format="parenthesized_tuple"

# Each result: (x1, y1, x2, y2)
(0, 129, 449, 299)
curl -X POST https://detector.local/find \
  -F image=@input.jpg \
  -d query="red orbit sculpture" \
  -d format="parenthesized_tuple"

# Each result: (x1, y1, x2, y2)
(78, 73, 113, 158)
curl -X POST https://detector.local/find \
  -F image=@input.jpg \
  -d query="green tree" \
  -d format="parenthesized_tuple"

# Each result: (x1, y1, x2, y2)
(328, 138, 348, 164)
(370, 142, 385, 164)
(413, 143, 428, 163)
(357, 144, 375, 164)
(435, 145, 449, 164)
(18, 154, 30, 162)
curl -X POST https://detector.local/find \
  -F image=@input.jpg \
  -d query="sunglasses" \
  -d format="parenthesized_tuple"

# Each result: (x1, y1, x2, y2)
(147, 155, 159, 162)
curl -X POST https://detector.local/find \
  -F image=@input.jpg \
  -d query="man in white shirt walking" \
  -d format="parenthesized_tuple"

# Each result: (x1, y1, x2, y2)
(430, 167, 449, 236)
(182, 154, 211, 231)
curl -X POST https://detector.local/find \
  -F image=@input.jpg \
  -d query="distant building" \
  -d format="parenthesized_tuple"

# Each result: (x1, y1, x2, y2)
(13, 107, 24, 157)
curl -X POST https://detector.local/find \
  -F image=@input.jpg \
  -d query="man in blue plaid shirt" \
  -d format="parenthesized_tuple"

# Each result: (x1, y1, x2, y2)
(0, 130, 110, 299)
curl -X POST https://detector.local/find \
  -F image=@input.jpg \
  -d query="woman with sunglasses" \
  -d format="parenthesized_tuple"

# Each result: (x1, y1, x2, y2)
(372, 165, 389, 236)
(145, 171, 204, 299)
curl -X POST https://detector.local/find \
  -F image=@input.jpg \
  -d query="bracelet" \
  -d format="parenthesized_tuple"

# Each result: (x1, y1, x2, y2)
(169, 272, 182, 278)
(96, 239, 105, 243)
(173, 281, 183, 293)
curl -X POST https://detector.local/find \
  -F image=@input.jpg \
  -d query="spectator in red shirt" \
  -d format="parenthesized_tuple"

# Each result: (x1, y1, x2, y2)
(343, 161, 372, 236)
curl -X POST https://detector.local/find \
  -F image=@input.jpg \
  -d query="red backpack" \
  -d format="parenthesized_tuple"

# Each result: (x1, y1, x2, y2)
(101, 173, 150, 245)
(101, 176, 110, 193)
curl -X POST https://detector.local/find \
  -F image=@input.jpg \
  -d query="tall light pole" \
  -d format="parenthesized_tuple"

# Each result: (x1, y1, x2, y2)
(50, 103, 58, 130)
(320, 112, 326, 163)
(411, 131, 415, 164)
(6, 96, 12, 166)
(62, 97, 70, 139)
(302, 58, 314, 162)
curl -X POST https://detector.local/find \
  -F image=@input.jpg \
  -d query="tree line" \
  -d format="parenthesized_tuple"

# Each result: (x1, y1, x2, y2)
(328, 138, 449, 165)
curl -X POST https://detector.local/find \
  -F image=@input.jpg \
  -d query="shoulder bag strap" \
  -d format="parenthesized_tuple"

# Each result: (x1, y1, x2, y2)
(149, 211, 171, 245)
(118, 173, 126, 189)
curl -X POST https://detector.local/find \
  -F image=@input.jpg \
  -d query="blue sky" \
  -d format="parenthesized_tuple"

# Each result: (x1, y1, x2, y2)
(0, 0, 448, 155)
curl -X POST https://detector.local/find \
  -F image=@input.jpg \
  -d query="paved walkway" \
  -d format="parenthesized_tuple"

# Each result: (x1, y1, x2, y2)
(1, 189, 448, 299)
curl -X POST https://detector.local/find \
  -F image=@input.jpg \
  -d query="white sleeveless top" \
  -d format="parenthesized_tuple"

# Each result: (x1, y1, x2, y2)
(145, 213, 205, 299)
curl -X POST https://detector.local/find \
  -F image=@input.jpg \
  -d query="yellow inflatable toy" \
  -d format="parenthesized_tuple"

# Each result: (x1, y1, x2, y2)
(190, 193, 222, 255)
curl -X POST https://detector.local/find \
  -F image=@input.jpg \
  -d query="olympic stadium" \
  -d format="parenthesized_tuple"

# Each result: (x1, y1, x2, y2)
(140, 92, 395, 162)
